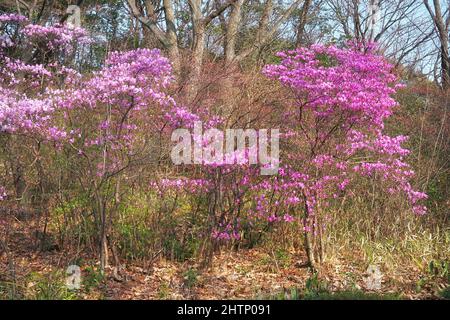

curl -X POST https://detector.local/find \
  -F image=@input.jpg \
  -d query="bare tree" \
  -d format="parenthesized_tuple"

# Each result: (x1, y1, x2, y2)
(424, 0, 450, 90)
(326, 0, 437, 73)
(296, 0, 313, 45)
(124, 0, 304, 101)
(186, 0, 238, 99)
(224, 0, 303, 64)
(127, 0, 182, 75)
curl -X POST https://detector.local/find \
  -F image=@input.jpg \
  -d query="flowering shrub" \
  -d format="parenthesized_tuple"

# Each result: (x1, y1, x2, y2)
(22, 23, 90, 51)
(0, 13, 200, 269)
(263, 43, 427, 217)
(0, 12, 427, 267)
(55, 47, 198, 178)
(1, 14, 194, 176)
(142, 44, 427, 250)
(0, 14, 88, 137)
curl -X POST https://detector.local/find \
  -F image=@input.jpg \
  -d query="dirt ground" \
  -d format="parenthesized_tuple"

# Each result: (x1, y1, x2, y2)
(0, 210, 446, 300)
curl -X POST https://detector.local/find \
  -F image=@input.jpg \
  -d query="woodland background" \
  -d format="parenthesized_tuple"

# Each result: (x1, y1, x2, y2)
(0, 0, 448, 300)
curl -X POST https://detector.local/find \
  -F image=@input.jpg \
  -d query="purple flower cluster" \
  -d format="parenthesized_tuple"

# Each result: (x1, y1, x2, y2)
(0, 186, 6, 201)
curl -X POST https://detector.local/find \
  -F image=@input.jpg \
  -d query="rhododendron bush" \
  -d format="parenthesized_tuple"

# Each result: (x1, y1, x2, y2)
(1, 15, 192, 180)
(0, 13, 199, 268)
(0, 14, 89, 136)
(258, 44, 427, 264)
(262, 44, 427, 215)
(148, 44, 427, 267)
(0, 13, 427, 269)
(0, 13, 90, 205)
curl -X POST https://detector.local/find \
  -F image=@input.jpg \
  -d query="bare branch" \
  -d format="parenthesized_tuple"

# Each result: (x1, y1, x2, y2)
(126, 0, 170, 47)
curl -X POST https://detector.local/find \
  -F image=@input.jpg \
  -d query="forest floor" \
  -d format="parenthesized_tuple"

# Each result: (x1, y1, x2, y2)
(0, 210, 447, 300)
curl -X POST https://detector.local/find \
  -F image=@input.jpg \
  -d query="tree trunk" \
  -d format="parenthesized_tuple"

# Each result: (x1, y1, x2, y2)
(304, 226, 316, 270)
(296, 0, 312, 46)
(163, 0, 181, 76)
(186, 0, 205, 102)
(440, 44, 450, 90)
(99, 199, 109, 274)
(424, 0, 450, 90)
